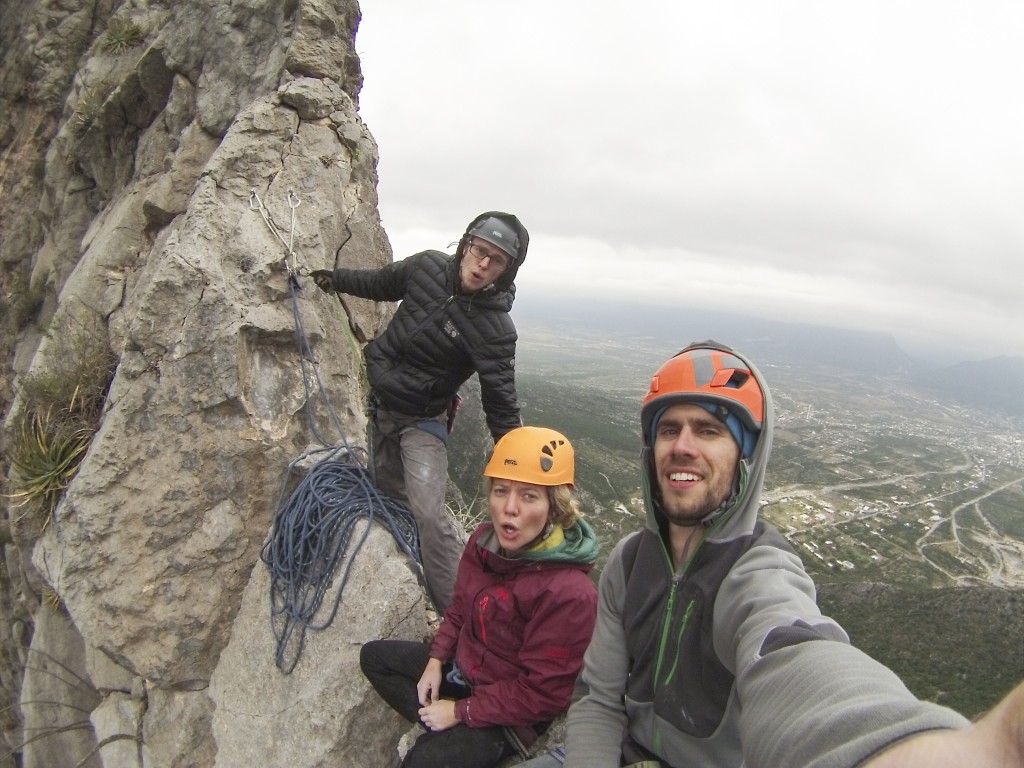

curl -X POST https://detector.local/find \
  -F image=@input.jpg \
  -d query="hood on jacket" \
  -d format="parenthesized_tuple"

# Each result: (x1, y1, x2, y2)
(455, 210, 529, 294)
(640, 340, 775, 544)
(522, 518, 600, 565)
(475, 519, 600, 568)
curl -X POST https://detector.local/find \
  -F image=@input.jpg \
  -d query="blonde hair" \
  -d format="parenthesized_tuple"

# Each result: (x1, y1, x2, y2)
(483, 478, 583, 529)
(549, 484, 583, 528)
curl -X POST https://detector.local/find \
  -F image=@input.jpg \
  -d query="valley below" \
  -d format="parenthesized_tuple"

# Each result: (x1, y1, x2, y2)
(447, 315, 1024, 717)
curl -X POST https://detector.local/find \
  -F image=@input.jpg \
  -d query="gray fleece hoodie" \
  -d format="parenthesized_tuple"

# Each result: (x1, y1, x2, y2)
(565, 342, 968, 768)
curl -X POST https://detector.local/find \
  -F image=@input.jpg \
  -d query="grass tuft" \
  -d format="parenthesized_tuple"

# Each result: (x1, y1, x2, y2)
(5, 320, 116, 536)
(8, 406, 91, 525)
(71, 83, 112, 136)
(100, 18, 145, 54)
(43, 587, 67, 615)
(446, 495, 487, 538)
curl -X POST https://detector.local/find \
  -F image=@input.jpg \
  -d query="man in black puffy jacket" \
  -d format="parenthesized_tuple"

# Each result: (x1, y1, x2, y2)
(311, 211, 528, 614)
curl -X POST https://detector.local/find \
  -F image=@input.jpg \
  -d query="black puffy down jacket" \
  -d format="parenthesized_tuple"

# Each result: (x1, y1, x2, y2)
(329, 247, 522, 440)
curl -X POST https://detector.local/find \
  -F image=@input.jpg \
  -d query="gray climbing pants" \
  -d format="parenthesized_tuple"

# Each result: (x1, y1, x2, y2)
(370, 405, 463, 615)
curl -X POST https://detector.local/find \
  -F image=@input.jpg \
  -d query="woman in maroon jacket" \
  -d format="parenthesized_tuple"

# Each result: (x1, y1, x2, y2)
(360, 426, 600, 768)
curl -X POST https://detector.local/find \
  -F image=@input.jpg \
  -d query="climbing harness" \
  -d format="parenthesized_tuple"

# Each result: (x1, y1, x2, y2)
(251, 189, 422, 673)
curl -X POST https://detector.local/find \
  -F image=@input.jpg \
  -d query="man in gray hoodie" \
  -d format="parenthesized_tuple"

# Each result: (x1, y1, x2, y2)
(524, 340, 1022, 768)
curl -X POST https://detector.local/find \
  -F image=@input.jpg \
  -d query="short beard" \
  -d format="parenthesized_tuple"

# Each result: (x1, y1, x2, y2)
(654, 474, 739, 529)
(656, 493, 724, 528)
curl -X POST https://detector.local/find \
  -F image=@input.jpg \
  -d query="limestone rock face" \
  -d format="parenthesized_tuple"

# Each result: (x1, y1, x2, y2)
(0, 1, 430, 766)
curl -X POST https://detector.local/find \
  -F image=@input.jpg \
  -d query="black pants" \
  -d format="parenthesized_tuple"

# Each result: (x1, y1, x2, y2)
(359, 639, 515, 768)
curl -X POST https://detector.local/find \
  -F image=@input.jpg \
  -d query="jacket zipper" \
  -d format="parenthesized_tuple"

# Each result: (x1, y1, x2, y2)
(648, 466, 748, 750)
(651, 547, 696, 757)
(653, 529, 706, 695)
(399, 295, 454, 358)
(476, 594, 490, 646)
(383, 296, 455, 412)
(653, 580, 678, 688)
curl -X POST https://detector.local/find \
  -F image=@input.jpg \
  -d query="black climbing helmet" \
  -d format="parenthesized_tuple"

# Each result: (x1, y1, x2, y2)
(466, 215, 520, 260)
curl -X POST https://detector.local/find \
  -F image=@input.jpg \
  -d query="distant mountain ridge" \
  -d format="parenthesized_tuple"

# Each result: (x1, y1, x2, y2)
(514, 294, 1024, 420)
(921, 355, 1024, 420)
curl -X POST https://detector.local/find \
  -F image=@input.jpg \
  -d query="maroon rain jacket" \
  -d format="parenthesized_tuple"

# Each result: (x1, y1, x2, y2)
(430, 523, 599, 733)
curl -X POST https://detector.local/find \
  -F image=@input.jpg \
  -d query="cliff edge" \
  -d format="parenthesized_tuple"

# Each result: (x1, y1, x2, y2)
(0, 1, 430, 765)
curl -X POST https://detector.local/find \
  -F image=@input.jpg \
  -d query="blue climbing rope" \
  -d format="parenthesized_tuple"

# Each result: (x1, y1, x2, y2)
(260, 447, 420, 674)
(252, 190, 422, 673)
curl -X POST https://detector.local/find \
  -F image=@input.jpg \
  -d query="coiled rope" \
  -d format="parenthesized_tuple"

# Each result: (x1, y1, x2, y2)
(260, 448, 420, 674)
(251, 189, 422, 673)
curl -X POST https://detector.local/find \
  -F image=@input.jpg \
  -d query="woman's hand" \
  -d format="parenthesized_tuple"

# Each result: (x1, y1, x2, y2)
(418, 699, 459, 732)
(416, 658, 444, 706)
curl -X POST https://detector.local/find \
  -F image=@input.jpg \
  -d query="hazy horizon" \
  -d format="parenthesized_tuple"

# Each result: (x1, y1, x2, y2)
(356, 1, 1024, 363)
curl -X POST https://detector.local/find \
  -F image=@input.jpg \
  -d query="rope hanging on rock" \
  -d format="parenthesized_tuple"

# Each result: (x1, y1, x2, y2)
(251, 189, 423, 673)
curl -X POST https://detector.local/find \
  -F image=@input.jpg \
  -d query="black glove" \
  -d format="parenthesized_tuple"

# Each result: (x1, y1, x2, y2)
(309, 269, 335, 293)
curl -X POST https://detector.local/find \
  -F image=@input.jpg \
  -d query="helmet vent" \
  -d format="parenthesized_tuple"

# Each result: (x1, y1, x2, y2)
(711, 368, 751, 389)
(539, 440, 565, 473)
(726, 370, 750, 388)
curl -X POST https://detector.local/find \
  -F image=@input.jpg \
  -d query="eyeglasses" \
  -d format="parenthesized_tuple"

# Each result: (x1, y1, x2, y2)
(466, 241, 510, 271)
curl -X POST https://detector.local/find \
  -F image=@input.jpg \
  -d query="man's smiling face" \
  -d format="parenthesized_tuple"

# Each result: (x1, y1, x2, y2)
(652, 403, 740, 526)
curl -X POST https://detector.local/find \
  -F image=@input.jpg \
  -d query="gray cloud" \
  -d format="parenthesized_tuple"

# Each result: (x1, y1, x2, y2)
(356, 0, 1024, 362)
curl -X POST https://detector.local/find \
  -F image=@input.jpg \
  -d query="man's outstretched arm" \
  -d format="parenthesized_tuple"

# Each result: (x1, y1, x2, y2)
(863, 678, 1024, 768)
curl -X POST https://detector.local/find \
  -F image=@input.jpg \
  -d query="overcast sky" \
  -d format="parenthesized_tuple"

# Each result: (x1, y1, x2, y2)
(354, 1, 1023, 364)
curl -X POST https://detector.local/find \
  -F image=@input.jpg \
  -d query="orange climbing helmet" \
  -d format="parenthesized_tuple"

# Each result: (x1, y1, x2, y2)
(641, 341, 765, 453)
(484, 426, 575, 488)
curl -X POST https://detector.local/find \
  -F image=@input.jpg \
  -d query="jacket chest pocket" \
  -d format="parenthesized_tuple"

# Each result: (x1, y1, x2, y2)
(475, 588, 525, 652)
